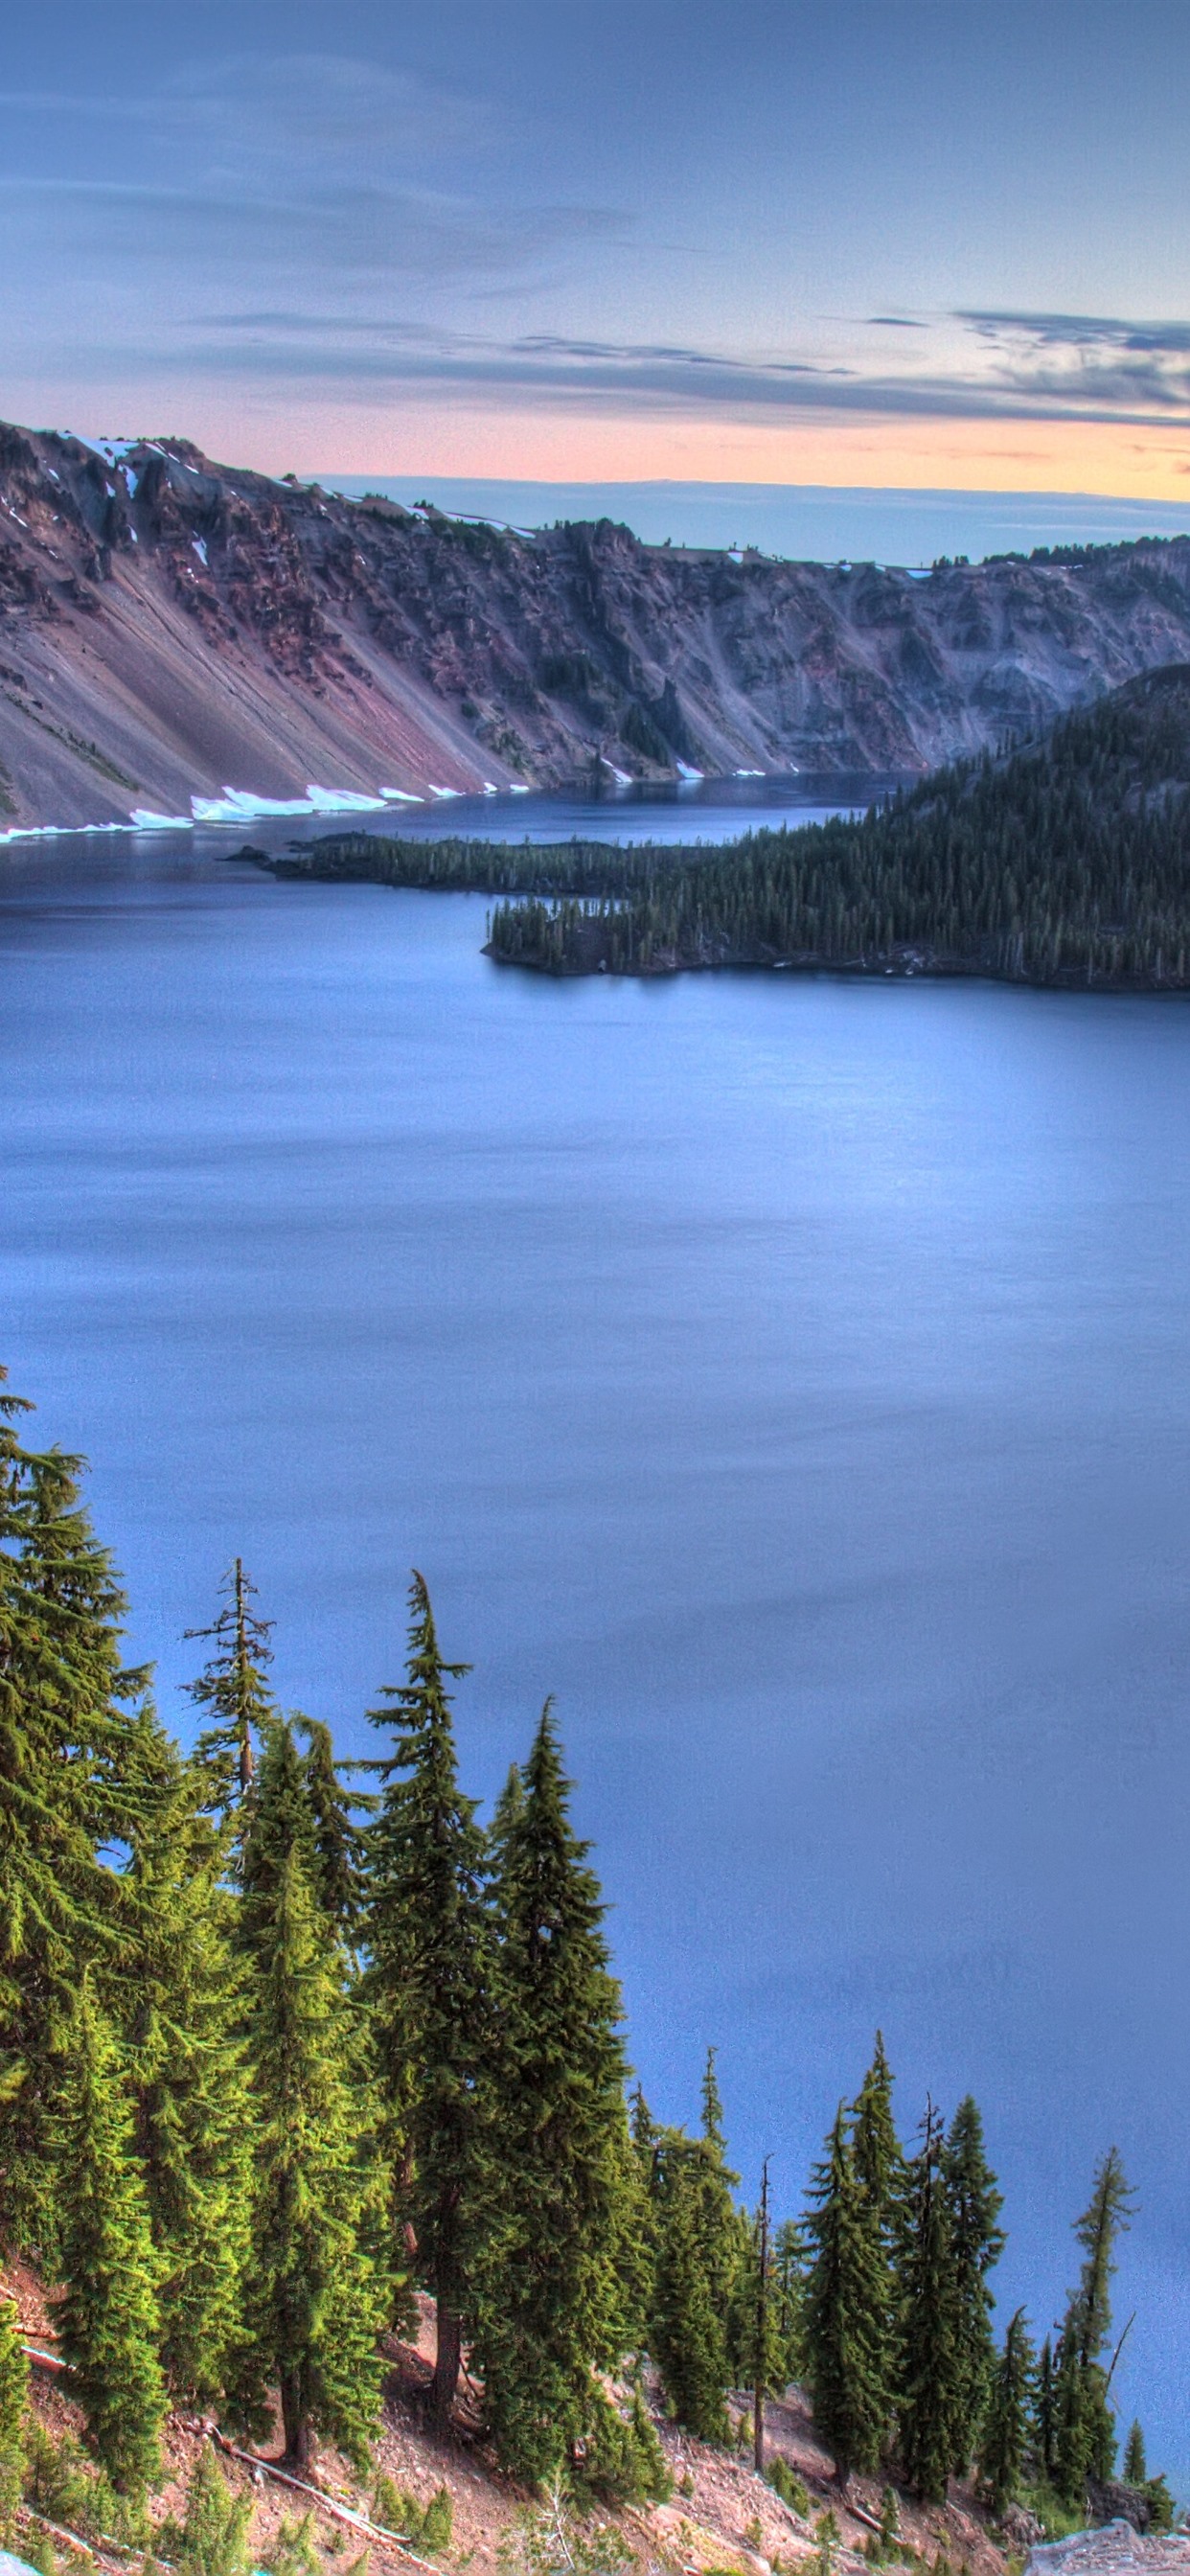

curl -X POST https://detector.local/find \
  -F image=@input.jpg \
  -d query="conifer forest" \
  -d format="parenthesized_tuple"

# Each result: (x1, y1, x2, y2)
(0, 1363, 1172, 2547)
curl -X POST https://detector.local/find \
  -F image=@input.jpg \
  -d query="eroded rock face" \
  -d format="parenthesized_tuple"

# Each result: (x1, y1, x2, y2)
(1026, 2523, 1190, 2576)
(0, 421, 1189, 826)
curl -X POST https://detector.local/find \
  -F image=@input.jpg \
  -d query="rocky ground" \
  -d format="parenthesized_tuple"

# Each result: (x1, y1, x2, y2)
(0, 420, 1189, 827)
(2, 2261, 1017, 2576)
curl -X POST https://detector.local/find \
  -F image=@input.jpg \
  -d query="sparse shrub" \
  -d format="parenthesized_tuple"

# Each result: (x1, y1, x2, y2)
(678, 2470, 695, 2499)
(422, 2491, 454, 2555)
(766, 2458, 809, 2518)
(163, 2449, 253, 2576)
(814, 2511, 840, 2576)
(498, 2480, 630, 2576)
(263, 2512, 321, 2576)
(744, 2514, 764, 2548)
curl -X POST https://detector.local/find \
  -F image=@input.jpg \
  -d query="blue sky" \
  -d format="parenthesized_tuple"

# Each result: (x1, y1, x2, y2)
(1, 5, 1188, 511)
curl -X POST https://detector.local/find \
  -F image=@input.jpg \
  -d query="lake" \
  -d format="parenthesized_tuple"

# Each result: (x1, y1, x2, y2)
(2, 782, 1188, 2482)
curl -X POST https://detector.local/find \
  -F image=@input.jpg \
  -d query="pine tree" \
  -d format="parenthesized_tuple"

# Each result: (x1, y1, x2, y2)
(52, 1983, 165, 2492)
(898, 2102, 961, 2503)
(943, 2097, 1005, 2472)
(1032, 2336, 1057, 2484)
(701, 2047, 725, 2151)
(0, 2294, 28, 2542)
(1052, 2150, 1133, 2503)
(362, 1575, 489, 2424)
(773, 2218, 809, 2385)
(850, 2036, 906, 2429)
(651, 2135, 730, 2442)
(471, 1700, 636, 2485)
(236, 1726, 387, 2468)
(1124, 2422, 1147, 2485)
(804, 2105, 894, 2486)
(976, 2309, 1034, 2513)
(125, 1716, 254, 2404)
(295, 1717, 364, 1940)
(0, 1396, 150, 2254)
(184, 1560, 274, 1824)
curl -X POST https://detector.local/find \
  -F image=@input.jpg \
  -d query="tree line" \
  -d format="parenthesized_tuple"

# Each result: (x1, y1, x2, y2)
(0, 1364, 1167, 2533)
(486, 664, 1190, 987)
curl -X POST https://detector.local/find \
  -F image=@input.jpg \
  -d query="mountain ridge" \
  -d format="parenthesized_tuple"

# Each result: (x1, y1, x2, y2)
(2, 420, 1190, 827)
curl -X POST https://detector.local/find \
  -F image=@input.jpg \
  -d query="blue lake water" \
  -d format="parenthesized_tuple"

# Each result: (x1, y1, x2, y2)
(2, 782, 1189, 2481)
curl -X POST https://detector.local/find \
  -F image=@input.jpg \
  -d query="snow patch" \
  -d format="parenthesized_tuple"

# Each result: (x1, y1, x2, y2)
(192, 538, 207, 567)
(379, 788, 423, 802)
(675, 761, 704, 781)
(427, 784, 461, 798)
(600, 758, 632, 785)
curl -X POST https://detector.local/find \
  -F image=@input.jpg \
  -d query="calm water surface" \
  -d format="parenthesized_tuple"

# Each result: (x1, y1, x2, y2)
(3, 789, 1189, 2477)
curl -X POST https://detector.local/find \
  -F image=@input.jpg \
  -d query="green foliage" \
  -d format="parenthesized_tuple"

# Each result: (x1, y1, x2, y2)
(497, 2484, 630, 2576)
(814, 2510, 841, 2576)
(362, 1574, 489, 2420)
(164, 2448, 254, 2576)
(576, 2388, 672, 2504)
(766, 2457, 810, 2517)
(1144, 2475, 1175, 2533)
(52, 1983, 165, 2492)
(804, 2105, 895, 2483)
(371, 2482, 454, 2555)
(125, 1723, 254, 2404)
(942, 2098, 1005, 2472)
(1051, 2150, 1133, 2503)
(652, 2135, 733, 2442)
(485, 665, 1190, 992)
(184, 1559, 275, 1825)
(23, 2423, 147, 2548)
(977, 2308, 1034, 2514)
(897, 2104, 961, 2503)
(235, 1726, 388, 2469)
(263, 2511, 322, 2576)
(1123, 2420, 1147, 2484)
(0, 1376, 152, 2257)
(470, 1702, 641, 2485)
(0, 2294, 28, 2541)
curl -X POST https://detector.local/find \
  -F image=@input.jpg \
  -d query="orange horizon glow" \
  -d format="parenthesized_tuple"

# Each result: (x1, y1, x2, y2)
(8, 380, 1190, 501)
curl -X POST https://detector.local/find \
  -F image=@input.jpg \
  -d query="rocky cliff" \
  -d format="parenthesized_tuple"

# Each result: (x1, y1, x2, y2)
(0, 418, 1189, 829)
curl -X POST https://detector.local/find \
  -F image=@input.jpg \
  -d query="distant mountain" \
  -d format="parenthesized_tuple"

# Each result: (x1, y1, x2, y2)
(485, 663, 1190, 988)
(3, 419, 1190, 829)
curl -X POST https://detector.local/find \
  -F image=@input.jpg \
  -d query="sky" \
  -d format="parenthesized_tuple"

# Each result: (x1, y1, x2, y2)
(2, 0, 1190, 517)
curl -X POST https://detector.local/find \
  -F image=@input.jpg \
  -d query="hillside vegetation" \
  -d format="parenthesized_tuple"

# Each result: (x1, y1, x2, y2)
(0, 1363, 1171, 2576)
(483, 666, 1190, 986)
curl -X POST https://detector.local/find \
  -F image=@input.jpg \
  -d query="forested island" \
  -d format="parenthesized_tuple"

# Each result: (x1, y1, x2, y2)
(0, 1359, 1172, 2571)
(251, 664, 1190, 992)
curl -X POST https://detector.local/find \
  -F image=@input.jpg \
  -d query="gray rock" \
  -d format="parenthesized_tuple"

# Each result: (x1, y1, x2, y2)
(1025, 2520, 1190, 2576)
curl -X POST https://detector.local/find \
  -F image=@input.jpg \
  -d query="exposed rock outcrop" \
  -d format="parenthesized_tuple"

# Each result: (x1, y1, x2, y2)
(0, 422, 1189, 827)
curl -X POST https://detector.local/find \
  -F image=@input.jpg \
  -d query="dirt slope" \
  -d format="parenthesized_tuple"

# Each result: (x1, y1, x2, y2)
(1, 420, 1188, 829)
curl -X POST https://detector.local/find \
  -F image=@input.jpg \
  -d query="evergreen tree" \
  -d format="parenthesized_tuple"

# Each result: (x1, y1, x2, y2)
(0, 2294, 28, 2542)
(184, 1561, 274, 1824)
(52, 1983, 165, 2492)
(1032, 2336, 1057, 2484)
(0, 1395, 150, 2255)
(1124, 2421, 1147, 2486)
(236, 1724, 387, 2468)
(773, 2218, 809, 2385)
(1052, 2150, 1133, 2504)
(898, 2102, 961, 2503)
(295, 1717, 364, 1940)
(701, 2048, 725, 2151)
(850, 2036, 906, 2426)
(471, 1700, 636, 2485)
(651, 2135, 730, 2442)
(804, 2106, 894, 2486)
(125, 1716, 254, 2404)
(977, 2309, 1034, 2514)
(942, 2097, 1005, 2472)
(362, 1575, 489, 2424)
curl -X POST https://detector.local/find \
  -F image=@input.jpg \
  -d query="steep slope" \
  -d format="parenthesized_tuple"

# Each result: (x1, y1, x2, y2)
(483, 664, 1190, 985)
(0, 419, 1188, 828)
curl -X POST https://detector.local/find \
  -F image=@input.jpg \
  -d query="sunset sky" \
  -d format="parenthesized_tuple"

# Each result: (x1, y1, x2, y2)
(4, 0, 1190, 504)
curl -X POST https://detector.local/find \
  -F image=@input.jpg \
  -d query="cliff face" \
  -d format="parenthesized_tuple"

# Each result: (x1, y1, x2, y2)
(0, 418, 1189, 828)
